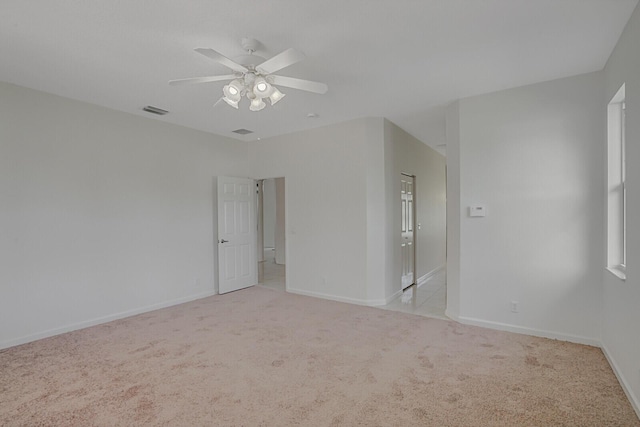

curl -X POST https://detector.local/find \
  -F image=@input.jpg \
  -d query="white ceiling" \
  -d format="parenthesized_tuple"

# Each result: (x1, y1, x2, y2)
(1, 1, 637, 152)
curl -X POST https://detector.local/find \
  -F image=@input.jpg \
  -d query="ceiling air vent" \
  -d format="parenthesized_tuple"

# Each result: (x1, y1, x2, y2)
(232, 128, 253, 135)
(143, 105, 169, 115)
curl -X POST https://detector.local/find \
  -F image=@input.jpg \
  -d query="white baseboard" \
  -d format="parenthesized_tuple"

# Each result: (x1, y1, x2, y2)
(444, 308, 459, 321)
(417, 265, 445, 288)
(457, 316, 601, 347)
(287, 287, 388, 307)
(0, 290, 217, 350)
(383, 289, 403, 305)
(601, 343, 640, 420)
(288, 265, 446, 308)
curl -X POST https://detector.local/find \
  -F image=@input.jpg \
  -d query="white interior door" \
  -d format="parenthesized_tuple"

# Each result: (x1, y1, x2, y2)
(401, 175, 415, 290)
(218, 176, 257, 294)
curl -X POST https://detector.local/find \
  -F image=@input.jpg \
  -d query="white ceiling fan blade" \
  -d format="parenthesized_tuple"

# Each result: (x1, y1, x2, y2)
(257, 48, 306, 75)
(270, 75, 328, 94)
(195, 48, 248, 73)
(169, 74, 236, 86)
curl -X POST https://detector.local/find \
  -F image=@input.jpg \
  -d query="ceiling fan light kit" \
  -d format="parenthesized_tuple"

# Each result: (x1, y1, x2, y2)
(268, 87, 285, 105)
(169, 38, 327, 112)
(249, 97, 266, 112)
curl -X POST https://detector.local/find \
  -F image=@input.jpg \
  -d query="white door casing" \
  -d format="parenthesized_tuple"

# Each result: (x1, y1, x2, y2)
(217, 176, 257, 294)
(256, 180, 264, 263)
(401, 175, 415, 290)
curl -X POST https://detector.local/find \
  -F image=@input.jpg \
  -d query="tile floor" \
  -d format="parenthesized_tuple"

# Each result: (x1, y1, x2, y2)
(379, 269, 448, 320)
(256, 250, 447, 321)
(257, 248, 286, 291)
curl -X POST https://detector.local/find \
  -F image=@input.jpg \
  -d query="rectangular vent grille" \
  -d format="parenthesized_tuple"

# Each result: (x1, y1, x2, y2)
(143, 105, 169, 115)
(232, 128, 253, 135)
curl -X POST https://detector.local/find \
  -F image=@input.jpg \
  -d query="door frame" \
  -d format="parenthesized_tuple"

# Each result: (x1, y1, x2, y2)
(401, 173, 417, 291)
(256, 180, 265, 263)
(255, 176, 287, 291)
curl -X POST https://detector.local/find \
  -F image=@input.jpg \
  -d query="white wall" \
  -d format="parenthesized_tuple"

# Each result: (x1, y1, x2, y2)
(249, 119, 370, 304)
(602, 2, 640, 415)
(384, 120, 447, 299)
(249, 118, 447, 306)
(274, 177, 286, 265)
(1, 91, 446, 346)
(262, 178, 276, 248)
(452, 72, 604, 344)
(0, 82, 249, 348)
(364, 118, 389, 304)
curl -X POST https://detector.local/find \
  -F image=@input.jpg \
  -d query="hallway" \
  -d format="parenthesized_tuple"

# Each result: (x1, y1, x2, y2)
(257, 248, 285, 291)
(380, 270, 447, 320)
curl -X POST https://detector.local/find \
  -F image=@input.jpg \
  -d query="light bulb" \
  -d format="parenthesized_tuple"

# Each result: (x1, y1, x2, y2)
(253, 77, 273, 98)
(223, 82, 242, 102)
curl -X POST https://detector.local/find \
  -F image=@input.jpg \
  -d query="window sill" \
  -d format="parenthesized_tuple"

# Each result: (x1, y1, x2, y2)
(606, 266, 626, 281)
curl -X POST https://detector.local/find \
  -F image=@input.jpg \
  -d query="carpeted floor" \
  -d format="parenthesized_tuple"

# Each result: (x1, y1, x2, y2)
(1, 286, 638, 426)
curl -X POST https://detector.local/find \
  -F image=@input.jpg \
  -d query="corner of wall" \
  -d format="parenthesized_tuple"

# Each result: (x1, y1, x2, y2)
(445, 101, 461, 319)
(601, 342, 640, 419)
(365, 117, 391, 303)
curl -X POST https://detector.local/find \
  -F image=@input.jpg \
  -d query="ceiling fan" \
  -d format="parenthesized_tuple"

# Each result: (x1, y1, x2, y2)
(169, 38, 328, 111)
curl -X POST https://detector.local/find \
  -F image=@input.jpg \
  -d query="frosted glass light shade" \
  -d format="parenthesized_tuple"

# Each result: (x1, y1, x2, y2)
(249, 98, 266, 111)
(269, 87, 285, 105)
(223, 96, 239, 109)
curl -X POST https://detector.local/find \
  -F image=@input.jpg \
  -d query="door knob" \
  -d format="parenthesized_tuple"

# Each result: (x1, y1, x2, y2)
(220, 239, 229, 243)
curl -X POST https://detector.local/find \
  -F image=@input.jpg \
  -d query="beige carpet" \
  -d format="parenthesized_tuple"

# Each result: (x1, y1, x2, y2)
(1, 287, 638, 426)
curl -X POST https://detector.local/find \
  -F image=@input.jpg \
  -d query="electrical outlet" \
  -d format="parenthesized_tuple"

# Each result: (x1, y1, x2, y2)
(510, 301, 519, 313)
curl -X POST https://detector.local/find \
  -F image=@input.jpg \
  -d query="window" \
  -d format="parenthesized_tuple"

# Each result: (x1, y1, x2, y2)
(607, 84, 626, 280)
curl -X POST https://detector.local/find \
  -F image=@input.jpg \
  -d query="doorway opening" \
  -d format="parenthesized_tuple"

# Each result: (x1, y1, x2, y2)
(381, 172, 447, 319)
(256, 178, 286, 291)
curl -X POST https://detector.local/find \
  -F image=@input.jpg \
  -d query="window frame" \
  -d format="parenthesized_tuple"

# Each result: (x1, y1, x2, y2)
(606, 84, 626, 280)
